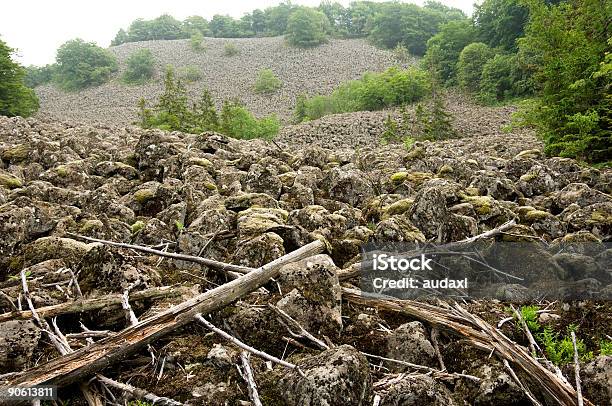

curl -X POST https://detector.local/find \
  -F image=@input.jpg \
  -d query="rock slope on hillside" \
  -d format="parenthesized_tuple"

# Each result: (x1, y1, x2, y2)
(36, 37, 399, 126)
(0, 113, 610, 404)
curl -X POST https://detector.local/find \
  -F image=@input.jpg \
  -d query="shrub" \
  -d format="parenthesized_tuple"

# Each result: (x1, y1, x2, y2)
(123, 49, 155, 84)
(220, 100, 279, 139)
(137, 68, 276, 140)
(0, 39, 39, 117)
(478, 53, 515, 103)
(223, 42, 239, 56)
(254, 69, 282, 94)
(457, 42, 494, 92)
(177, 65, 202, 82)
(24, 64, 55, 88)
(415, 96, 456, 141)
(421, 20, 476, 84)
(54, 39, 118, 90)
(297, 67, 430, 121)
(392, 43, 411, 64)
(190, 31, 205, 52)
(286, 7, 330, 47)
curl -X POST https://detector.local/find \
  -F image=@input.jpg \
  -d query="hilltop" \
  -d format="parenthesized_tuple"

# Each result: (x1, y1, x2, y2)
(35, 37, 400, 126)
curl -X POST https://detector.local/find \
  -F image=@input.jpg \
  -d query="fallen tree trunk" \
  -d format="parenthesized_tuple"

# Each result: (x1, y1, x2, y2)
(341, 287, 593, 406)
(0, 286, 192, 323)
(0, 240, 325, 390)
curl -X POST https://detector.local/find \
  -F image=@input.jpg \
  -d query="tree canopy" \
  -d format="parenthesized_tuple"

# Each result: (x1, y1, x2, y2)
(54, 39, 118, 91)
(0, 39, 39, 117)
(286, 7, 331, 47)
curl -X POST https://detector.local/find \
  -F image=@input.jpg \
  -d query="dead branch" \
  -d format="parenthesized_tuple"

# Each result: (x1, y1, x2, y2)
(96, 375, 183, 406)
(238, 352, 263, 406)
(269, 304, 329, 350)
(195, 314, 304, 376)
(0, 285, 192, 323)
(430, 328, 445, 371)
(341, 287, 594, 406)
(570, 332, 584, 406)
(66, 233, 252, 275)
(361, 352, 480, 382)
(457, 219, 517, 244)
(2, 240, 324, 390)
(503, 359, 543, 406)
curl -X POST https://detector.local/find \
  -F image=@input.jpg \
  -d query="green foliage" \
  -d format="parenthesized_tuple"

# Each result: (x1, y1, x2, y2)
(298, 67, 431, 121)
(223, 42, 239, 57)
(392, 43, 412, 64)
(516, 0, 611, 163)
(177, 65, 202, 83)
(478, 53, 516, 103)
(123, 49, 155, 84)
(190, 31, 205, 52)
(254, 69, 282, 94)
(286, 7, 331, 48)
(368, 2, 466, 56)
(0, 39, 39, 117)
(421, 20, 476, 84)
(600, 340, 612, 356)
(24, 64, 55, 88)
(183, 15, 210, 36)
(516, 305, 541, 333)
(474, 0, 529, 52)
(137, 68, 277, 140)
(220, 100, 280, 140)
(381, 114, 401, 144)
(457, 42, 494, 92)
(415, 96, 456, 140)
(127, 401, 152, 406)
(54, 39, 118, 91)
(538, 326, 593, 366)
(293, 93, 308, 123)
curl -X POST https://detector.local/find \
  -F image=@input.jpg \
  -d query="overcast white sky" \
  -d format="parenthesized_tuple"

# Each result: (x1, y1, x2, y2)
(1, 0, 475, 66)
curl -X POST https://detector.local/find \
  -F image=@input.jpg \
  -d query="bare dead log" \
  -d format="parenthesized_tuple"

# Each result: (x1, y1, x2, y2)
(341, 287, 593, 406)
(96, 375, 183, 406)
(456, 219, 516, 244)
(1, 240, 325, 390)
(66, 233, 252, 275)
(0, 285, 192, 323)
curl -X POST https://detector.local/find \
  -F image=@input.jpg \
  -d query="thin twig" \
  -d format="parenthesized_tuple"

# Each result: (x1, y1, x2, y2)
(503, 359, 544, 406)
(269, 304, 329, 350)
(570, 332, 584, 406)
(431, 328, 445, 371)
(239, 352, 263, 406)
(195, 314, 305, 376)
(96, 375, 184, 406)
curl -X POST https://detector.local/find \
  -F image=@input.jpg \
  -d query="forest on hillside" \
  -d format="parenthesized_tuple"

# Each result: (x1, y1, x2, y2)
(2, 0, 611, 163)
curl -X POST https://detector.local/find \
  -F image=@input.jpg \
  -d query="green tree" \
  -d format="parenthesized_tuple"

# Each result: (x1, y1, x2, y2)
(457, 42, 494, 92)
(223, 42, 239, 56)
(264, 2, 297, 35)
(220, 100, 279, 139)
(190, 32, 205, 52)
(183, 15, 210, 36)
(286, 7, 331, 47)
(474, 0, 529, 52)
(192, 89, 219, 132)
(517, 0, 611, 163)
(54, 39, 118, 90)
(478, 53, 515, 103)
(421, 20, 476, 84)
(25, 64, 55, 88)
(254, 69, 282, 94)
(123, 49, 155, 84)
(111, 29, 129, 46)
(0, 39, 39, 117)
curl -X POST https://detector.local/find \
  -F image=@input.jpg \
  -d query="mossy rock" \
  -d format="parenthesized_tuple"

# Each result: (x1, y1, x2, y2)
(131, 220, 145, 234)
(464, 187, 480, 196)
(383, 198, 414, 219)
(203, 182, 217, 191)
(463, 195, 494, 215)
(188, 157, 213, 169)
(525, 209, 553, 222)
(516, 149, 541, 159)
(24, 237, 91, 266)
(519, 171, 538, 182)
(437, 164, 454, 176)
(404, 146, 425, 161)
(1, 144, 30, 162)
(390, 171, 408, 183)
(79, 219, 104, 234)
(0, 173, 23, 189)
(55, 165, 70, 177)
(133, 188, 155, 204)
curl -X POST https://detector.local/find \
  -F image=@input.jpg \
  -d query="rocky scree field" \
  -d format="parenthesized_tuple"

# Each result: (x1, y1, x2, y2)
(35, 37, 400, 126)
(0, 108, 611, 405)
